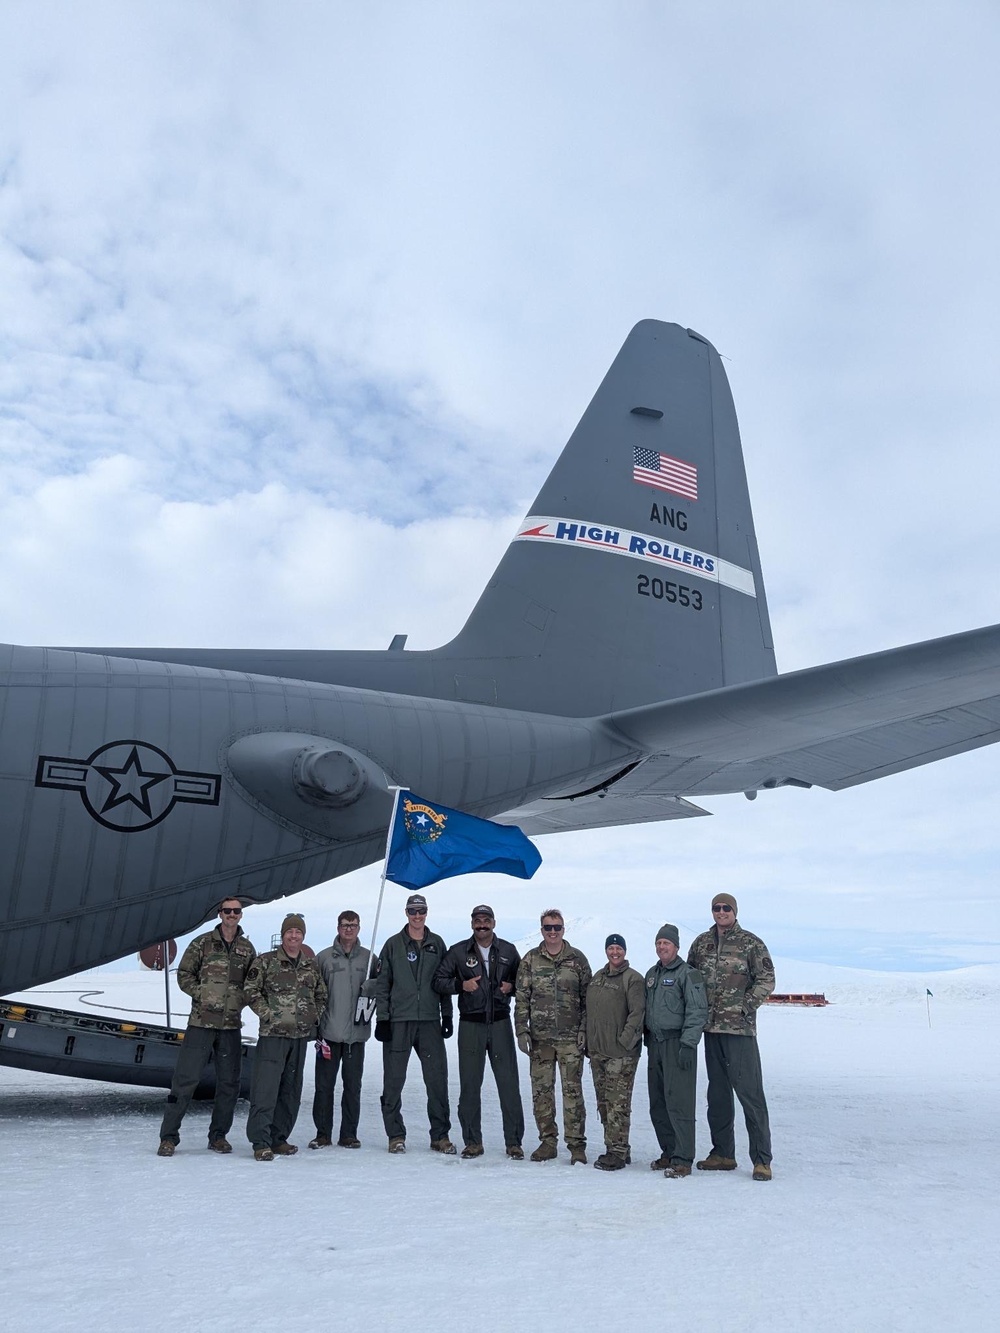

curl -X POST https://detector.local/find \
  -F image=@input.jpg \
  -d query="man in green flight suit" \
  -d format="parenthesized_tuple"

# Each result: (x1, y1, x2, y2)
(645, 923, 708, 1178)
(374, 893, 455, 1155)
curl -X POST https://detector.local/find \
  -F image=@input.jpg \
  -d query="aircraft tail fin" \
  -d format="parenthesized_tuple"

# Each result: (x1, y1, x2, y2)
(435, 320, 777, 715)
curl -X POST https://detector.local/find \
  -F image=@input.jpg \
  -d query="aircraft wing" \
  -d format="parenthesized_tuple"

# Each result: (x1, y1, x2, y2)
(607, 622, 1000, 793)
(494, 788, 710, 835)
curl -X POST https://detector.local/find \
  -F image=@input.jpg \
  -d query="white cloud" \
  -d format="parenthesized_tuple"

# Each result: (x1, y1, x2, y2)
(1, 2, 999, 966)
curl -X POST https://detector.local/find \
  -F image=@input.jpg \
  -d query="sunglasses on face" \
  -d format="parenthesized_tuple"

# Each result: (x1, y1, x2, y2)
(541, 924, 564, 932)
(712, 905, 734, 913)
(220, 908, 242, 916)
(406, 908, 427, 916)
(340, 922, 359, 929)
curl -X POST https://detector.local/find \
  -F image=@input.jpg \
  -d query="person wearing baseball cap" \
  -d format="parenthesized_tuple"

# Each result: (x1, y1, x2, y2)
(687, 894, 775, 1180)
(433, 906, 525, 1159)
(645, 924, 708, 1179)
(373, 893, 455, 1154)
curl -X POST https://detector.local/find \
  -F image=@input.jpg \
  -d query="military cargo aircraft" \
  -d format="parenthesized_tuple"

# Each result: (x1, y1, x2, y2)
(3, 319, 1000, 997)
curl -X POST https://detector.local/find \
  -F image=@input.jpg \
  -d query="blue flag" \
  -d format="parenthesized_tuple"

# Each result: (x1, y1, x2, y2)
(385, 792, 542, 891)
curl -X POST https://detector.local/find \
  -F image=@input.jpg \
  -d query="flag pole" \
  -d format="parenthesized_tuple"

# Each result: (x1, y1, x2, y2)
(364, 786, 407, 980)
(925, 989, 932, 1029)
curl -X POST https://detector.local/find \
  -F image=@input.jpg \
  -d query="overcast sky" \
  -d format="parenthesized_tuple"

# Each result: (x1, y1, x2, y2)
(3, 2, 999, 971)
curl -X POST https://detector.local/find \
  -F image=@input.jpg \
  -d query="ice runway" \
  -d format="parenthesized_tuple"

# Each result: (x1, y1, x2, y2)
(2, 964, 998, 1333)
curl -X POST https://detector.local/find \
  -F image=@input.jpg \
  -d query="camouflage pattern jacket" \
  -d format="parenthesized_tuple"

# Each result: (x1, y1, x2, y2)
(375, 926, 452, 1024)
(644, 956, 708, 1047)
(177, 926, 256, 1030)
(586, 961, 645, 1059)
(686, 922, 775, 1036)
(515, 941, 592, 1047)
(244, 946, 327, 1040)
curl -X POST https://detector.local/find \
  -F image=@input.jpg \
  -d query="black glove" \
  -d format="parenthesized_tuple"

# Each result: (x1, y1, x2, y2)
(374, 1020, 391, 1043)
(676, 1044, 695, 1072)
(441, 1016, 453, 1040)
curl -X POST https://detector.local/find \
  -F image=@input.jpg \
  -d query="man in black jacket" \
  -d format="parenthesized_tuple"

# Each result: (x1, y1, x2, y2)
(434, 905, 525, 1159)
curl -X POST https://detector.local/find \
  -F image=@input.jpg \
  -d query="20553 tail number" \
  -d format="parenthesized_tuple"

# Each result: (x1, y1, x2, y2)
(636, 574, 703, 610)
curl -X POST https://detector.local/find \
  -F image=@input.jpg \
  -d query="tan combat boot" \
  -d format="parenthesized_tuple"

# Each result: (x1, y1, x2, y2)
(530, 1141, 557, 1162)
(569, 1146, 587, 1165)
(696, 1153, 738, 1170)
(753, 1163, 773, 1181)
(430, 1138, 457, 1155)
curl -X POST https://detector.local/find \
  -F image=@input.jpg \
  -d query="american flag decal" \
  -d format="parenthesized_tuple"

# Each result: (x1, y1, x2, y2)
(632, 447, 698, 502)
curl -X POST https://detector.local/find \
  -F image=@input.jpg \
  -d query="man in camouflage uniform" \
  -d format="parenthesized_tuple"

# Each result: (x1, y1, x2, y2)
(309, 909, 372, 1150)
(645, 923, 708, 1179)
(515, 908, 592, 1164)
(687, 893, 775, 1181)
(586, 933, 645, 1171)
(244, 912, 327, 1161)
(374, 893, 455, 1154)
(157, 897, 256, 1156)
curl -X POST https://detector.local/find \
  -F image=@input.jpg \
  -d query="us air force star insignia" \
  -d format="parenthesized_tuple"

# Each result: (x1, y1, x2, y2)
(35, 740, 222, 832)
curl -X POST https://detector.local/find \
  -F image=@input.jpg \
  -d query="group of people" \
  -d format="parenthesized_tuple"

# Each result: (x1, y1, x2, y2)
(156, 892, 775, 1179)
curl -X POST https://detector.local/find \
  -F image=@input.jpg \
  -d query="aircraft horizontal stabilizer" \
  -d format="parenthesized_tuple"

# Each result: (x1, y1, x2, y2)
(608, 622, 1000, 793)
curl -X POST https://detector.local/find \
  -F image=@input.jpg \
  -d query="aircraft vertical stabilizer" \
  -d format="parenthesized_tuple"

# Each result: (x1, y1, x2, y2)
(437, 320, 777, 715)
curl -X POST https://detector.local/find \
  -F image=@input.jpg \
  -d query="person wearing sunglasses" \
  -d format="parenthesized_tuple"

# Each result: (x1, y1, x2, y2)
(432, 905, 525, 1160)
(687, 894, 775, 1181)
(373, 893, 455, 1155)
(515, 909, 592, 1164)
(157, 897, 257, 1158)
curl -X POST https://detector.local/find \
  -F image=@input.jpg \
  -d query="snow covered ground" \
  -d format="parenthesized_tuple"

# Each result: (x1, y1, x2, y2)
(2, 960, 999, 1333)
